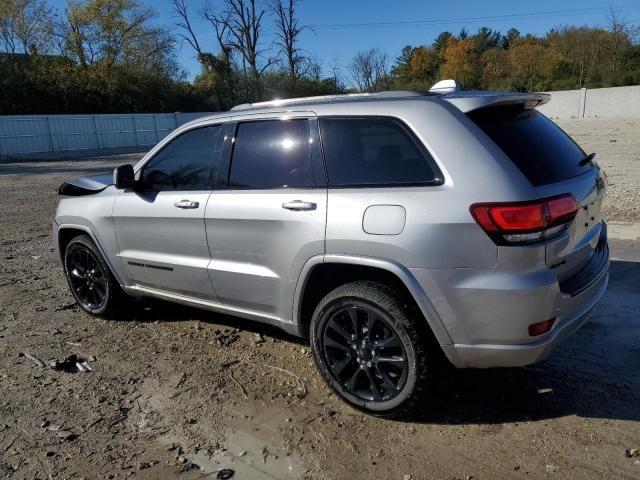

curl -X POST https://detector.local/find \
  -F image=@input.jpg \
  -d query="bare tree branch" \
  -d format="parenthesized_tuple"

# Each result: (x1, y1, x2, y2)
(171, 0, 203, 55)
(268, 0, 309, 80)
(349, 48, 390, 92)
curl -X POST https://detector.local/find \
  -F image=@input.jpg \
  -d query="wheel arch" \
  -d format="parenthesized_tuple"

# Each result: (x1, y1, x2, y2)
(293, 255, 452, 348)
(56, 224, 126, 287)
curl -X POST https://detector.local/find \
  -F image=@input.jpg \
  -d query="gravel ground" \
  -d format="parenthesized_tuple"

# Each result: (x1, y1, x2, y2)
(556, 118, 640, 222)
(0, 119, 639, 479)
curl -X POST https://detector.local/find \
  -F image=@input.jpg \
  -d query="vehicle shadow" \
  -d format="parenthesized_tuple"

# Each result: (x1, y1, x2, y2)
(116, 296, 308, 346)
(113, 259, 639, 424)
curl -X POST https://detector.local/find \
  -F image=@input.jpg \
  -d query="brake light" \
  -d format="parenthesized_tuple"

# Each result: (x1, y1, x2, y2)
(470, 194, 579, 245)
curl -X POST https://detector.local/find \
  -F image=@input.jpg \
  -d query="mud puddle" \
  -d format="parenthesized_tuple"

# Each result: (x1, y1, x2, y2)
(157, 403, 305, 479)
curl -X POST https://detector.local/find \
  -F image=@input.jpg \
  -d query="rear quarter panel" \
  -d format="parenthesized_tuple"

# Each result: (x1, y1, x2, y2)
(318, 98, 539, 269)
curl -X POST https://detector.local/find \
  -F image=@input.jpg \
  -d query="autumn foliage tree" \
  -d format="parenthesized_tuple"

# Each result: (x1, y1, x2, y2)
(390, 21, 640, 93)
(439, 37, 480, 88)
(480, 47, 509, 90)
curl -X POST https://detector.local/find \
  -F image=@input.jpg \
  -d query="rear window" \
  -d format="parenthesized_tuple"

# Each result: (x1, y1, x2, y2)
(319, 117, 441, 186)
(468, 105, 592, 186)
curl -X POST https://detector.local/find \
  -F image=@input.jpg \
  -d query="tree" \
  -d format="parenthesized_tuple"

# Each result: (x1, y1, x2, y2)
(0, 0, 55, 55)
(408, 45, 437, 87)
(269, 0, 309, 81)
(481, 47, 509, 90)
(221, 0, 275, 97)
(349, 48, 390, 92)
(432, 31, 453, 60)
(172, 0, 234, 109)
(57, 0, 180, 111)
(62, 0, 173, 70)
(502, 28, 520, 49)
(391, 45, 437, 89)
(473, 27, 501, 55)
(547, 27, 605, 88)
(391, 45, 413, 80)
(440, 37, 479, 88)
(604, 8, 634, 74)
(507, 40, 555, 91)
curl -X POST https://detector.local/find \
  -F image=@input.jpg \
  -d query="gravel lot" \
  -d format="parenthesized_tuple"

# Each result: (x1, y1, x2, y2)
(0, 119, 639, 479)
(557, 118, 640, 223)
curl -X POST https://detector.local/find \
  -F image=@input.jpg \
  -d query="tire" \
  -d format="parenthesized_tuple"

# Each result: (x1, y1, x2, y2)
(63, 235, 127, 318)
(310, 281, 432, 417)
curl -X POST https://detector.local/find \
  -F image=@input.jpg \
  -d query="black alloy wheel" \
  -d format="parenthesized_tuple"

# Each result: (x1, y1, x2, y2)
(66, 244, 108, 311)
(322, 304, 409, 402)
(310, 281, 431, 416)
(63, 235, 126, 317)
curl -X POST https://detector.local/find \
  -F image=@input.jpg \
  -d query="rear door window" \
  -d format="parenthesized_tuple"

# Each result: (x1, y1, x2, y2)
(468, 105, 592, 186)
(319, 117, 441, 186)
(229, 119, 314, 188)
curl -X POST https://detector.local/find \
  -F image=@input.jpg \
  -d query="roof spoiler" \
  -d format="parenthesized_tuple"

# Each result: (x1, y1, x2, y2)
(442, 91, 551, 113)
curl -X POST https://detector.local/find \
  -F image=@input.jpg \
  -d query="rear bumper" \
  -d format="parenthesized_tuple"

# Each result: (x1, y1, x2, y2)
(441, 270, 608, 368)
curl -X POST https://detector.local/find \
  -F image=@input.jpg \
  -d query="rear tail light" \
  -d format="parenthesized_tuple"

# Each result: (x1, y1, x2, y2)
(528, 318, 555, 336)
(470, 194, 579, 245)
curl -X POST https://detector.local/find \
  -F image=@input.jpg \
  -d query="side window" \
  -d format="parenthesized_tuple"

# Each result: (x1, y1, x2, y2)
(139, 125, 222, 191)
(229, 119, 313, 188)
(319, 117, 441, 186)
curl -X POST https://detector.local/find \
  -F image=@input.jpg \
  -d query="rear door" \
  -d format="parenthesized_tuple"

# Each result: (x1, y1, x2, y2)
(467, 105, 607, 282)
(113, 123, 227, 299)
(204, 113, 326, 320)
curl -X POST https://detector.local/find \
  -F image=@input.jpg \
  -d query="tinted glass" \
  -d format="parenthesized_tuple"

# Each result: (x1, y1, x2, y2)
(229, 119, 313, 188)
(468, 105, 592, 186)
(319, 117, 439, 186)
(139, 126, 222, 191)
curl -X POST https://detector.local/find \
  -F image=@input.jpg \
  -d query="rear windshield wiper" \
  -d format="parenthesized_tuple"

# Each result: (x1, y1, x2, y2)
(579, 152, 596, 167)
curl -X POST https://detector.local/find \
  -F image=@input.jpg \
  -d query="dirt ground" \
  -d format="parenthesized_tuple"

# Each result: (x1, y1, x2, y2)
(0, 119, 639, 480)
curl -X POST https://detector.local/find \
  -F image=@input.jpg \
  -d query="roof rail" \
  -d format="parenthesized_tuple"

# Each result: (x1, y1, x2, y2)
(229, 90, 429, 111)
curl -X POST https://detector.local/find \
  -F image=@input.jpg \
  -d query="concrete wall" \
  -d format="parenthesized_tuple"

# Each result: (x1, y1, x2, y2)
(538, 85, 640, 119)
(0, 112, 213, 158)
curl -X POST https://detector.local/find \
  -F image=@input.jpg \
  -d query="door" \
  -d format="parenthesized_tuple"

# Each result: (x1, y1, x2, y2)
(205, 115, 327, 320)
(113, 123, 227, 299)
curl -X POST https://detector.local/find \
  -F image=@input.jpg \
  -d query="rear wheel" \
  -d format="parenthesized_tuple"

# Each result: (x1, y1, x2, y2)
(310, 281, 432, 416)
(63, 235, 127, 317)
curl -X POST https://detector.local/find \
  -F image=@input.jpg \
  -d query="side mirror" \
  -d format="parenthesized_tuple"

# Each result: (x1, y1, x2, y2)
(113, 164, 135, 190)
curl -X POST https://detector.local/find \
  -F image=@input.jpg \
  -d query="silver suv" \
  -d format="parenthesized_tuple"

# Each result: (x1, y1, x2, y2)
(54, 82, 609, 415)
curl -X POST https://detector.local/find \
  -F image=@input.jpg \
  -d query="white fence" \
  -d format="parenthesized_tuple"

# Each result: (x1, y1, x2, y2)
(0, 112, 214, 158)
(2, 85, 639, 158)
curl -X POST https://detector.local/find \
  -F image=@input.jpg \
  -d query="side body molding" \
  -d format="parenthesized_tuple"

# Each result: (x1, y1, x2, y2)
(292, 254, 453, 346)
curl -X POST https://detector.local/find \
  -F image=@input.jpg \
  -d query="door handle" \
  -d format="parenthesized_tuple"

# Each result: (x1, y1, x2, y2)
(174, 199, 199, 209)
(282, 200, 317, 211)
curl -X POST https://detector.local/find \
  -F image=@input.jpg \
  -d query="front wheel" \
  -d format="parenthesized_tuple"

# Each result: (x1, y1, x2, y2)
(310, 281, 432, 417)
(63, 235, 127, 317)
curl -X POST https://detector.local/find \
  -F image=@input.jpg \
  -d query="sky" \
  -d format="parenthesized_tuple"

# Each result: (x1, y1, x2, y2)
(47, 0, 640, 82)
